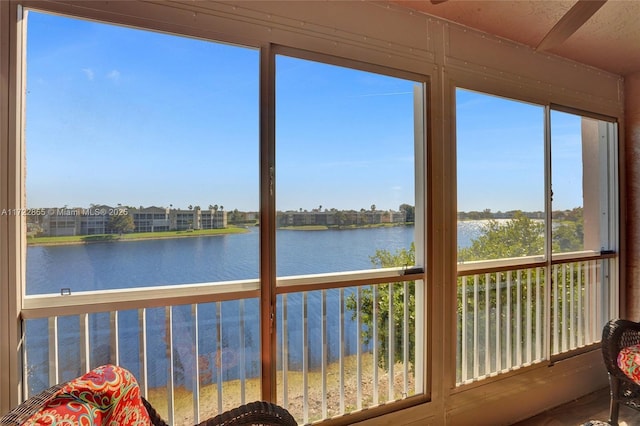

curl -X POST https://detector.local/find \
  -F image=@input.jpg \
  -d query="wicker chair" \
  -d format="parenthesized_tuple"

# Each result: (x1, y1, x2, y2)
(602, 318, 640, 426)
(142, 398, 297, 426)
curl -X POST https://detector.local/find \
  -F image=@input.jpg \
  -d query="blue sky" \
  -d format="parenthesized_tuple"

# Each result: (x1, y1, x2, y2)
(457, 90, 584, 213)
(26, 11, 260, 211)
(25, 10, 583, 213)
(457, 89, 546, 212)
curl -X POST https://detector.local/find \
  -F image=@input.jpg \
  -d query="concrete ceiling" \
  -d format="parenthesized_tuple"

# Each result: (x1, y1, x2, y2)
(392, 0, 640, 77)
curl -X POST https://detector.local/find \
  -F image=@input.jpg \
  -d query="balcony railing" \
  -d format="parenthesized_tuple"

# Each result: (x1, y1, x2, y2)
(22, 272, 424, 425)
(456, 253, 616, 385)
(21, 252, 616, 422)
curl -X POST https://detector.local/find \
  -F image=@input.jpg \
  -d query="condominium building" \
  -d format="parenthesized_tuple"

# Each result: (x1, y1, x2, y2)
(37, 206, 227, 236)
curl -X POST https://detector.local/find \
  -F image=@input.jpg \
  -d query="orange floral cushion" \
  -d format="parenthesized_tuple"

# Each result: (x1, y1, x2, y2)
(617, 344, 640, 385)
(24, 364, 150, 425)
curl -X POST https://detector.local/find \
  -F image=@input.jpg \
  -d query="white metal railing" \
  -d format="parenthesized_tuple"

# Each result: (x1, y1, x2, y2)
(22, 279, 261, 314)
(25, 300, 261, 425)
(276, 282, 420, 424)
(23, 277, 423, 426)
(456, 256, 615, 385)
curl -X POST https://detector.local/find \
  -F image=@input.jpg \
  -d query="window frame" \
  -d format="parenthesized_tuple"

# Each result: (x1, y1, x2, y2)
(265, 43, 431, 413)
(453, 84, 620, 385)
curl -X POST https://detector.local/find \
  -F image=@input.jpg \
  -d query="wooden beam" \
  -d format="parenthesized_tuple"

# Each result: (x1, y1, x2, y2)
(537, 0, 607, 51)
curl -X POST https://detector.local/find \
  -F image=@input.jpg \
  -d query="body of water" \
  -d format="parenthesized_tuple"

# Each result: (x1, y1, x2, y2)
(27, 226, 420, 295)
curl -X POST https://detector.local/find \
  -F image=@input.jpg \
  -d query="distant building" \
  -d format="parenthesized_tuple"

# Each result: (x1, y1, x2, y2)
(200, 209, 227, 229)
(36, 205, 404, 236)
(276, 209, 406, 227)
(131, 206, 170, 232)
(37, 205, 228, 236)
(44, 208, 83, 237)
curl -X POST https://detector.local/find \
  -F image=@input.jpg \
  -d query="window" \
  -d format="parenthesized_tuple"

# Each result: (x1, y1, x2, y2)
(456, 88, 618, 385)
(550, 109, 617, 254)
(23, 10, 263, 420)
(25, 11, 260, 293)
(456, 89, 545, 262)
(21, 11, 427, 424)
(549, 108, 618, 355)
(274, 53, 426, 421)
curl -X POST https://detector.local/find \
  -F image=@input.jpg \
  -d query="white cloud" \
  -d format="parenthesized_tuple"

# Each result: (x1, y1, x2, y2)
(107, 70, 121, 82)
(81, 68, 94, 81)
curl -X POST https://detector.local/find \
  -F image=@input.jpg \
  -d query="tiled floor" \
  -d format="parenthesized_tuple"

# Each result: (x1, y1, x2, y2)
(512, 387, 640, 425)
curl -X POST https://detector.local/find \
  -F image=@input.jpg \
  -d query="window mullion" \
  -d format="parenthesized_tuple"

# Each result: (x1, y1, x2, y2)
(259, 42, 277, 402)
(544, 105, 553, 362)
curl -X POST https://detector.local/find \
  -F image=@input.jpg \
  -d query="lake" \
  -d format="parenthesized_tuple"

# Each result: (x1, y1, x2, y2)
(27, 226, 419, 294)
(27, 223, 485, 294)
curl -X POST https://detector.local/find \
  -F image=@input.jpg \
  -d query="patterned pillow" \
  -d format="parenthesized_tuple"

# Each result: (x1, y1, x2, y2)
(617, 344, 640, 385)
(23, 364, 150, 425)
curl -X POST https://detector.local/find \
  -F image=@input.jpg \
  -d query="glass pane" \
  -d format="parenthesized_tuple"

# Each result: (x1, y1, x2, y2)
(274, 55, 424, 420)
(550, 110, 616, 253)
(456, 88, 545, 262)
(275, 55, 420, 276)
(549, 111, 617, 356)
(24, 11, 259, 294)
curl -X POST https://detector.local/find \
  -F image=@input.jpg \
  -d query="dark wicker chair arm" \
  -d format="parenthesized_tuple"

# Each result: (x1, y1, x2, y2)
(142, 398, 297, 426)
(602, 318, 640, 380)
(0, 382, 66, 426)
(196, 401, 297, 426)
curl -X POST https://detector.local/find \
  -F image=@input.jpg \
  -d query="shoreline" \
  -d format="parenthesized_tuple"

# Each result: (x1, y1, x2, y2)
(27, 227, 252, 247)
(27, 223, 414, 247)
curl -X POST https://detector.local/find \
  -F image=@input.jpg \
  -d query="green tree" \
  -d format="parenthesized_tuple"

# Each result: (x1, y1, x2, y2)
(458, 211, 544, 262)
(107, 213, 135, 235)
(565, 207, 583, 222)
(552, 211, 584, 252)
(346, 243, 416, 371)
(458, 209, 583, 259)
(399, 203, 415, 223)
(334, 211, 347, 226)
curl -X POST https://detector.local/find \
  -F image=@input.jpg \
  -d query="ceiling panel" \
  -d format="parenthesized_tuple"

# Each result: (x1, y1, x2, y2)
(392, 0, 640, 77)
